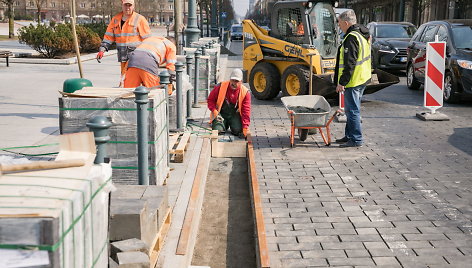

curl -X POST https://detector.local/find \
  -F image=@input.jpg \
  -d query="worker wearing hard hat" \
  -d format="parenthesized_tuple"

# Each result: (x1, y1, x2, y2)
(96, 0, 151, 74)
(207, 69, 251, 138)
(123, 36, 177, 93)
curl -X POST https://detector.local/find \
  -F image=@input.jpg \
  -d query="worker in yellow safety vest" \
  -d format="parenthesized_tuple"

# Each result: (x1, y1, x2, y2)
(207, 69, 251, 137)
(334, 10, 371, 148)
(96, 0, 151, 75)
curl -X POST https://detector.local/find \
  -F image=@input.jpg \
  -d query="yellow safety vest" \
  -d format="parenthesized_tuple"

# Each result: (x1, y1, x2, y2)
(338, 31, 371, 88)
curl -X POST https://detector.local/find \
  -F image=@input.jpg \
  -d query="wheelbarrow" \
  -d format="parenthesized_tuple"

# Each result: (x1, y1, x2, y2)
(281, 95, 340, 147)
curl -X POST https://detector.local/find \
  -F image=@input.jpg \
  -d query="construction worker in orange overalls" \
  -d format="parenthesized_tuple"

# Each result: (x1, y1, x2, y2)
(207, 69, 251, 138)
(123, 36, 177, 94)
(96, 0, 151, 75)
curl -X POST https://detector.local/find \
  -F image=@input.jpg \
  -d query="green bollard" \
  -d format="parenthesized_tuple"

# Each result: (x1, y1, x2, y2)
(185, 54, 194, 119)
(193, 49, 201, 108)
(159, 70, 171, 168)
(134, 86, 150, 185)
(175, 61, 185, 130)
(86, 115, 112, 164)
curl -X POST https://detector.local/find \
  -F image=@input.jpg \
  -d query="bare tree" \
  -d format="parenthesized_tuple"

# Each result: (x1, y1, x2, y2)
(33, 0, 47, 23)
(0, 0, 14, 37)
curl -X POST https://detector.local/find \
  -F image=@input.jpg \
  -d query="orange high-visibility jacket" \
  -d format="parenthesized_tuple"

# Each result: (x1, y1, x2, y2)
(134, 36, 177, 71)
(100, 11, 151, 62)
(209, 81, 249, 123)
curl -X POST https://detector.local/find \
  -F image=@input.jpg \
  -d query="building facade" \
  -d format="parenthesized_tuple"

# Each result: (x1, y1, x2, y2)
(0, 0, 186, 25)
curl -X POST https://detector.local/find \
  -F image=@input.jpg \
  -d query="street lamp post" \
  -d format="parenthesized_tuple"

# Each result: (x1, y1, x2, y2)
(185, 0, 200, 46)
(211, 0, 218, 37)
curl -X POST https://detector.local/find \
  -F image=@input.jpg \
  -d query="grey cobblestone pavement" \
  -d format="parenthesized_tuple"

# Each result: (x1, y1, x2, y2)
(250, 77, 472, 267)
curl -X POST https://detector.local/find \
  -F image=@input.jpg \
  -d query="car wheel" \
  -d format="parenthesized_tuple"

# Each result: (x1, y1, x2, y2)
(406, 63, 421, 90)
(249, 62, 281, 100)
(443, 71, 460, 103)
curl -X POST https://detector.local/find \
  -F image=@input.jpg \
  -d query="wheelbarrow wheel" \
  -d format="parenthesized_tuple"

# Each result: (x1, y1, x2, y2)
(298, 129, 308, 141)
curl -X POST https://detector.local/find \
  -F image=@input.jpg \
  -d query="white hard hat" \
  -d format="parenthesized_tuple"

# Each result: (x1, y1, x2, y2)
(230, 69, 243, 81)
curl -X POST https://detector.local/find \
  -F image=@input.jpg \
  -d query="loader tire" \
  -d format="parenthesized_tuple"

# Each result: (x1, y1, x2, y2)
(281, 65, 310, 96)
(249, 62, 281, 100)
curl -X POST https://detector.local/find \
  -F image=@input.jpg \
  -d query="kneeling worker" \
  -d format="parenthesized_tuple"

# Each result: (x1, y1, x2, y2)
(207, 69, 251, 137)
(123, 36, 177, 93)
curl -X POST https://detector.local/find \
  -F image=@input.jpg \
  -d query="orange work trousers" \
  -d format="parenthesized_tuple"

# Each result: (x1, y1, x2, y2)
(123, 67, 160, 88)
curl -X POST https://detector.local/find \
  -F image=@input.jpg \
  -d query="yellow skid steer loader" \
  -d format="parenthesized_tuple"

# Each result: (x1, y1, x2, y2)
(242, 0, 399, 100)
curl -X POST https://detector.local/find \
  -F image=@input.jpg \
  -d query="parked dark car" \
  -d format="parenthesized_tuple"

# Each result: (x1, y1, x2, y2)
(406, 20, 472, 103)
(367, 22, 417, 70)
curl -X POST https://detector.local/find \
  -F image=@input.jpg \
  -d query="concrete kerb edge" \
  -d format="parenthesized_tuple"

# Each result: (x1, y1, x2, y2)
(0, 49, 117, 65)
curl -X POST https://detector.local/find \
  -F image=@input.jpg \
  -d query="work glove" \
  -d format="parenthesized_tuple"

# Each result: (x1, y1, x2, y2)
(242, 127, 249, 138)
(96, 51, 104, 62)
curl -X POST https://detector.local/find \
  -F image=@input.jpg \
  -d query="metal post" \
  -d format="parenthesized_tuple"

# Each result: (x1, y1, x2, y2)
(174, 0, 183, 54)
(185, 0, 200, 46)
(133, 86, 150, 185)
(210, 0, 218, 37)
(86, 115, 112, 164)
(201, 45, 206, 56)
(193, 49, 202, 108)
(307, 53, 316, 95)
(175, 61, 185, 130)
(159, 70, 171, 167)
(185, 54, 194, 118)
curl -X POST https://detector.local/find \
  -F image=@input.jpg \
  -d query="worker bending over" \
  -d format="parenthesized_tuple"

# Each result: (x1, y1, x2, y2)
(207, 69, 251, 137)
(96, 0, 151, 74)
(123, 36, 177, 93)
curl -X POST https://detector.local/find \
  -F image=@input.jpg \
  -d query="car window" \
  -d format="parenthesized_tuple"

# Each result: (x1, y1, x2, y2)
(231, 26, 243, 33)
(369, 25, 375, 36)
(412, 25, 425, 41)
(420, 25, 438, 43)
(452, 26, 472, 49)
(436, 26, 448, 42)
(375, 25, 416, 38)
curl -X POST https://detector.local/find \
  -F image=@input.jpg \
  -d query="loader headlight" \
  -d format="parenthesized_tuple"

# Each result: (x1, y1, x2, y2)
(457, 59, 472, 70)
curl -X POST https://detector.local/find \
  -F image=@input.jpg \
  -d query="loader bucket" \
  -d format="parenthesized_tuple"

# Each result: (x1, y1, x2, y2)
(311, 69, 400, 98)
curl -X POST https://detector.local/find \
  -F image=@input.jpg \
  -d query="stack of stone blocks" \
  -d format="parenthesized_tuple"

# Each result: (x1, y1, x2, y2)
(109, 185, 169, 267)
(59, 90, 168, 185)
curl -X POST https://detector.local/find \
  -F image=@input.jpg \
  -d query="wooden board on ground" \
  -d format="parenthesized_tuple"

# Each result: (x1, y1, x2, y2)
(169, 132, 191, 163)
(210, 130, 247, 158)
(150, 208, 172, 268)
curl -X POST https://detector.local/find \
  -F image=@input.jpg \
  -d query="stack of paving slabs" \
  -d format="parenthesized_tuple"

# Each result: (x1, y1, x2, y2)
(197, 37, 221, 86)
(59, 87, 168, 185)
(0, 132, 113, 268)
(184, 47, 212, 102)
(109, 185, 170, 267)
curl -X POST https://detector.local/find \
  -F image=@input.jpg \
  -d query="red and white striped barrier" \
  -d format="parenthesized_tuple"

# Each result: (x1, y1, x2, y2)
(424, 39, 446, 112)
(339, 91, 344, 111)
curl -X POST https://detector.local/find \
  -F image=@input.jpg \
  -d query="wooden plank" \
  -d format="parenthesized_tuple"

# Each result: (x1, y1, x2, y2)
(175, 133, 191, 154)
(175, 139, 211, 255)
(247, 133, 270, 268)
(168, 133, 180, 154)
(149, 208, 172, 268)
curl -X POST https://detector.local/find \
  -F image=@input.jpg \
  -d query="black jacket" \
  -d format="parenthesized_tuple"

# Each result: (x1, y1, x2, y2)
(334, 24, 370, 86)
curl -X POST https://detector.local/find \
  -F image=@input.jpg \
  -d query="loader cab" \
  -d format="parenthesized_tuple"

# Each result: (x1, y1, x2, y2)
(270, 0, 338, 58)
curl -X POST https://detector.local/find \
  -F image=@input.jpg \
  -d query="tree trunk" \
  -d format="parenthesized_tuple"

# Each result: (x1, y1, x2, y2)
(37, 9, 41, 24)
(206, 5, 210, 37)
(8, 3, 14, 38)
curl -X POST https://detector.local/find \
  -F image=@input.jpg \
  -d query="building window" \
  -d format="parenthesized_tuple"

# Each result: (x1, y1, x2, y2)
(14, 1, 20, 6)
(28, 1, 34, 7)
(169, 4, 173, 10)
(51, 2, 56, 7)
(80, 3, 85, 8)
(91, 3, 95, 8)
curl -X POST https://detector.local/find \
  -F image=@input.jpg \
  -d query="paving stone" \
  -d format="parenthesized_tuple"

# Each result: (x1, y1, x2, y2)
(327, 257, 375, 266)
(340, 234, 383, 242)
(279, 243, 322, 251)
(369, 248, 415, 257)
(302, 249, 346, 258)
(373, 256, 401, 266)
(414, 248, 464, 256)
(280, 258, 328, 267)
(397, 255, 448, 266)
(345, 249, 370, 257)
(387, 241, 433, 249)
(297, 235, 340, 243)
(321, 242, 364, 250)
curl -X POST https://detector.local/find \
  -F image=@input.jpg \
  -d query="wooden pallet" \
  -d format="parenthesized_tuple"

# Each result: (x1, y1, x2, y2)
(149, 208, 172, 268)
(169, 132, 191, 163)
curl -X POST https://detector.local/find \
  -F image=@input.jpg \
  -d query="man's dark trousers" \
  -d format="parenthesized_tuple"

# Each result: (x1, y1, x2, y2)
(211, 101, 242, 135)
